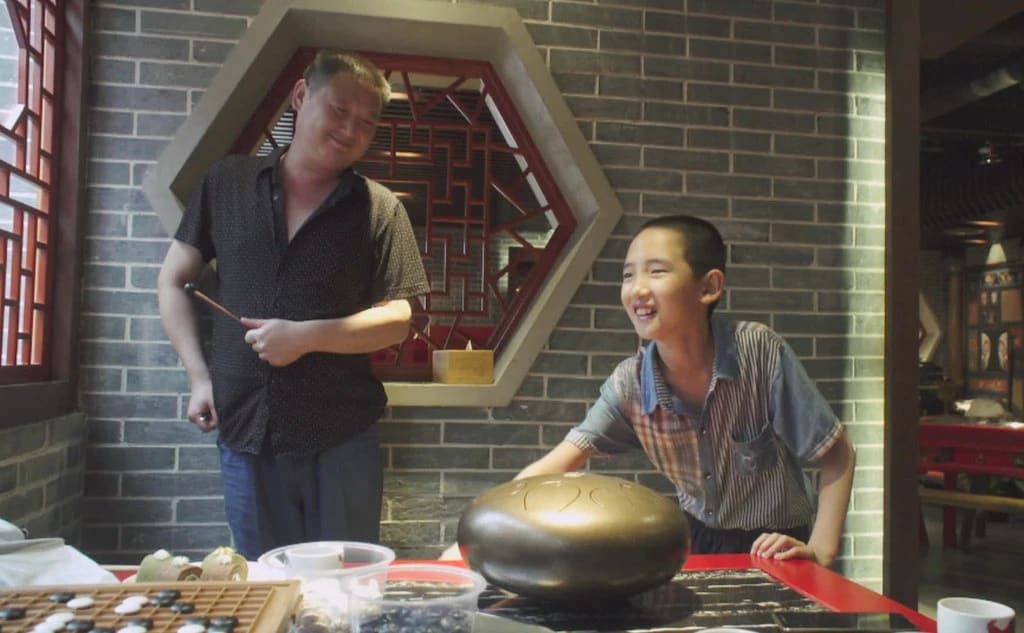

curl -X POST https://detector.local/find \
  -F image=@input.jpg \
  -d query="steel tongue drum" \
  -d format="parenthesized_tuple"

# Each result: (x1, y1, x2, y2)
(457, 472, 689, 601)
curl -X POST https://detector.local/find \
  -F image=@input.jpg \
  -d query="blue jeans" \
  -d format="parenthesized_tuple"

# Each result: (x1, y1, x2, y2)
(219, 424, 383, 561)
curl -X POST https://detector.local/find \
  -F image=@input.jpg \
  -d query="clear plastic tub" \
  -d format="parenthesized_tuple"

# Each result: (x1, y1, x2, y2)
(340, 563, 487, 633)
(257, 541, 396, 579)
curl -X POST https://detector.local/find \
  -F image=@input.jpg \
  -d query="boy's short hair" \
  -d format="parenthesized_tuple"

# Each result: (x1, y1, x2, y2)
(637, 214, 726, 277)
(303, 50, 391, 115)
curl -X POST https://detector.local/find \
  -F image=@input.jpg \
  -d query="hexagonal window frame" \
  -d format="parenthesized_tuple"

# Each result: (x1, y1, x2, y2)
(144, 0, 623, 407)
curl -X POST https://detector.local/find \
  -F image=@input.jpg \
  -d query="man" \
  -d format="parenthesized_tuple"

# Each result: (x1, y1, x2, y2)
(444, 215, 855, 566)
(157, 51, 430, 559)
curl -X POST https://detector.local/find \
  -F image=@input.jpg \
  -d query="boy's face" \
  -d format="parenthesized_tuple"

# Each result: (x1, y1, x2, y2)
(621, 227, 709, 341)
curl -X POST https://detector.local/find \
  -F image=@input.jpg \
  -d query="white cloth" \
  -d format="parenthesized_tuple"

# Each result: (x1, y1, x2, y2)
(0, 519, 118, 586)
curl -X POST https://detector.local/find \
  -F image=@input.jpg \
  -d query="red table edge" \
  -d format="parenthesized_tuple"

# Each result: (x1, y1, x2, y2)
(110, 555, 937, 633)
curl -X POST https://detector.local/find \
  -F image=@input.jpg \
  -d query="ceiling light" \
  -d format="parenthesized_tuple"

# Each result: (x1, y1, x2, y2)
(967, 219, 1003, 227)
(943, 225, 985, 237)
(978, 142, 1002, 165)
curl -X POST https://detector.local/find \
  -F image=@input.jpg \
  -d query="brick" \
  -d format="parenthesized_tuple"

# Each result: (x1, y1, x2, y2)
(776, 46, 854, 70)
(647, 103, 730, 127)
(550, 50, 640, 75)
(0, 423, 47, 462)
(734, 64, 815, 89)
(84, 264, 127, 288)
(93, 6, 138, 31)
(83, 289, 159, 316)
(178, 446, 220, 470)
(176, 498, 226, 522)
(564, 95, 642, 120)
(642, 12, 729, 37)
(193, 0, 263, 16)
(546, 377, 603, 399)
(86, 238, 168, 264)
(121, 525, 231, 551)
(855, 96, 884, 118)
(817, 336, 883, 357)
(91, 85, 188, 112)
(605, 167, 682, 192)
(818, 28, 884, 52)
(776, 133, 853, 158)
(599, 31, 685, 56)
(734, 154, 814, 178)
(734, 20, 814, 45)
(552, 3, 641, 29)
(80, 341, 180, 368)
(775, 2, 856, 26)
(516, 376, 544, 397)
(392, 447, 489, 469)
(726, 266, 771, 288)
(443, 422, 538, 445)
(642, 193, 729, 216)
(133, 164, 153, 186)
(595, 121, 684, 146)
(379, 421, 441, 444)
(81, 315, 128, 340)
(687, 128, 769, 152)
(773, 178, 850, 201)
(91, 136, 171, 162)
(734, 108, 815, 133)
(442, 472, 508, 497)
(818, 72, 885, 96)
(100, 0, 188, 7)
(191, 40, 234, 63)
(80, 368, 124, 392)
(774, 89, 853, 114)
(524, 23, 597, 48)
(716, 219, 771, 242)
(856, 183, 884, 204)
(731, 290, 814, 312)
(86, 213, 128, 238)
(122, 472, 223, 496)
(85, 498, 172, 523)
(93, 35, 190, 61)
(645, 147, 729, 172)
(773, 222, 853, 246)
(817, 159, 884, 183)
(552, 72, 596, 94)
(389, 406, 489, 421)
(90, 110, 134, 135)
(88, 187, 150, 211)
(140, 10, 246, 38)
(491, 398, 588, 423)
(732, 244, 814, 266)
(124, 368, 189, 394)
(20, 452, 62, 485)
(0, 488, 45, 520)
(733, 198, 814, 221)
(531, 352, 588, 375)
(91, 59, 136, 83)
(0, 465, 15, 494)
(774, 268, 854, 290)
(139, 62, 217, 89)
(645, 58, 730, 82)
(687, 0, 771, 19)
(691, 38, 771, 64)
(687, 83, 770, 108)
(593, 306, 630, 329)
(687, 173, 770, 197)
(89, 161, 132, 186)
(592, 143, 641, 167)
(599, 76, 681, 100)
(463, 0, 549, 20)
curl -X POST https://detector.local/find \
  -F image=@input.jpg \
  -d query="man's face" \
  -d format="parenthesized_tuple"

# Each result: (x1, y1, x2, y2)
(292, 72, 381, 171)
(621, 227, 708, 341)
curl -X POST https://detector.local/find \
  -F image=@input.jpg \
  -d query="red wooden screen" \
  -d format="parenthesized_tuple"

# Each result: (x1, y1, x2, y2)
(0, 0, 62, 383)
(233, 50, 576, 380)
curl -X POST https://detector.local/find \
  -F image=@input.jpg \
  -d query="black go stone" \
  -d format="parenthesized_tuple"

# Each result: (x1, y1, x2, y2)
(185, 617, 210, 627)
(0, 609, 24, 621)
(155, 590, 181, 600)
(66, 619, 95, 632)
(49, 593, 75, 603)
(170, 603, 195, 615)
(89, 628, 116, 633)
(149, 597, 176, 607)
(207, 626, 234, 633)
(211, 616, 239, 628)
(128, 618, 154, 630)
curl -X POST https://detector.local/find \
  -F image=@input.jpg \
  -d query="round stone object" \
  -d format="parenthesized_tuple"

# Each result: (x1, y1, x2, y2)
(457, 472, 689, 600)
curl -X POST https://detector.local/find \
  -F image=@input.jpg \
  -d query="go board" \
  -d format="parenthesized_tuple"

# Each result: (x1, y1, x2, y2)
(0, 581, 301, 633)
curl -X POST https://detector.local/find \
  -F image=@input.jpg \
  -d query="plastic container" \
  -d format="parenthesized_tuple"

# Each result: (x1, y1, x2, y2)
(257, 540, 395, 579)
(340, 563, 487, 633)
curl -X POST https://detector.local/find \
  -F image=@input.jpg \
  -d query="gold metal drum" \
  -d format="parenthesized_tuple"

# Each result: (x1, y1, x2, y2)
(456, 472, 689, 600)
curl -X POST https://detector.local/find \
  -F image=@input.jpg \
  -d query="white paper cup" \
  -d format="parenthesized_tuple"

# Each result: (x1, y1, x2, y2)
(285, 542, 345, 573)
(938, 597, 1016, 633)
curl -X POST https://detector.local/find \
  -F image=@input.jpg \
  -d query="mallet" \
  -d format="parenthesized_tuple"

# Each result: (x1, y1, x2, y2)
(183, 282, 242, 323)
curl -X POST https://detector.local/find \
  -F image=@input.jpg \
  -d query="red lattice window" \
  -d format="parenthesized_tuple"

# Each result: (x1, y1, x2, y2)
(0, 0, 63, 383)
(233, 50, 575, 381)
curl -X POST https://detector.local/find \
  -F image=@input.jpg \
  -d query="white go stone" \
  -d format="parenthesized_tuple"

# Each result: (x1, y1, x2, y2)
(118, 626, 149, 633)
(66, 597, 95, 609)
(114, 602, 143, 615)
(33, 622, 64, 633)
(177, 624, 206, 633)
(45, 612, 75, 625)
(122, 596, 150, 608)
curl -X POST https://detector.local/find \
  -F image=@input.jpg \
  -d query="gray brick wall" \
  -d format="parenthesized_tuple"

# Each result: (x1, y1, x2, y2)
(82, 0, 886, 586)
(0, 413, 87, 541)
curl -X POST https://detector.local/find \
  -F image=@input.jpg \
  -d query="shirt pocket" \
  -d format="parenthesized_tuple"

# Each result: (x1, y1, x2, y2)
(731, 423, 779, 476)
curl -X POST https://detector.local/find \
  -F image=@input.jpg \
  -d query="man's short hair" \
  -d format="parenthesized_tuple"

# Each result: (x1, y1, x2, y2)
(637, 214, 726, 277)
(303, 50, 391, 115)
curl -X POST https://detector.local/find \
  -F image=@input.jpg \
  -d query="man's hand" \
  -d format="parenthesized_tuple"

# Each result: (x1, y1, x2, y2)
(187, 378, 218, 432)
(242, 317, 308, 366)
(750, 532, 827, 566)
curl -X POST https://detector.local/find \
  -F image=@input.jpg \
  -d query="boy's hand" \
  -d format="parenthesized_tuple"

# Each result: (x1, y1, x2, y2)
(750, 532, 824, 565)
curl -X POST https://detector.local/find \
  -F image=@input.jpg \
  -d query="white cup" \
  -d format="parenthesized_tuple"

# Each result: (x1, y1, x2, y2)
(284, 542, 344, 573)
(938, 597, 1016, 633)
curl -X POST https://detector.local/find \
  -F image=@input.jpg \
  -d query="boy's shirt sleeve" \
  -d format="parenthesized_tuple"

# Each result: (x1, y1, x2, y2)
(770, 339, 843, 463)
(566, 370, 644, 454)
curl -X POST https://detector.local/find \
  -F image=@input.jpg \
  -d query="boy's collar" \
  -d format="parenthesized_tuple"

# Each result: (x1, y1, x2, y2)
(639, 314, 740, 415)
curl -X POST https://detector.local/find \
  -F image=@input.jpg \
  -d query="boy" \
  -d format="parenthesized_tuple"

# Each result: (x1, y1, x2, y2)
(450, 215, 855, 566)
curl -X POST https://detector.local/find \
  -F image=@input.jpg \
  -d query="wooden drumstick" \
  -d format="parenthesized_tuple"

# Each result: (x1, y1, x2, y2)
(183, 282, 242, 323)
